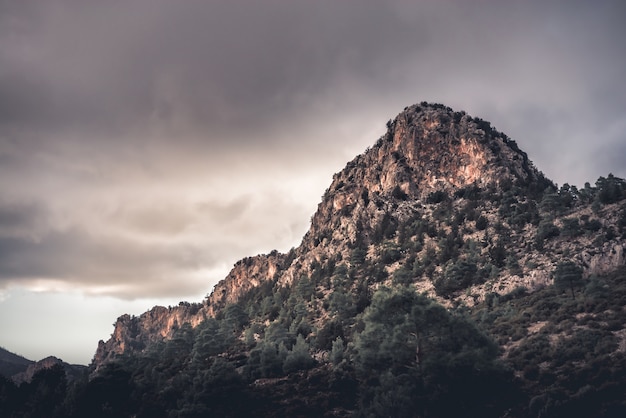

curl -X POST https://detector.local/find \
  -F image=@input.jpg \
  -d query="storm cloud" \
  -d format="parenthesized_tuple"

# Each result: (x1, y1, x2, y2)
(1, 0, 625, 301)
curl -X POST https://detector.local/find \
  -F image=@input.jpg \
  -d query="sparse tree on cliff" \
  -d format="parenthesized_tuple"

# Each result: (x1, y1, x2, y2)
(553, 261, 584, 300)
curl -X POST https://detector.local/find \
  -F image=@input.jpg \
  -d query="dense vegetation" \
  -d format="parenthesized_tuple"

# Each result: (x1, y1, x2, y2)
(2, 268, 625, 417)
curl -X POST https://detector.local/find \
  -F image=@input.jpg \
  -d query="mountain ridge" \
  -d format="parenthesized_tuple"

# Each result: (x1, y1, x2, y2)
(0, 347, 86, 385)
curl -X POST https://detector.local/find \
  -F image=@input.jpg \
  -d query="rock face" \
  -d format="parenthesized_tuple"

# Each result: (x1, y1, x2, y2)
(206, 252, 285, 314)
(91, 102, 625, 371)
(93, 304, 207, 370)
(93, 252, 286, 369)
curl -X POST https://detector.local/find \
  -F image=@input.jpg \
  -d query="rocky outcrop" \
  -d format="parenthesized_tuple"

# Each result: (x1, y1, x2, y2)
(206, 251, 285, 315)
(92, 251, 286, 370)
(583, 242, 626, 276)
(93, 303, 208, 370)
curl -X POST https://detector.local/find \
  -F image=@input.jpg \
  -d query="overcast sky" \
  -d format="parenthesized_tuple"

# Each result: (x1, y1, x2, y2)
(0, 0, 624, 364)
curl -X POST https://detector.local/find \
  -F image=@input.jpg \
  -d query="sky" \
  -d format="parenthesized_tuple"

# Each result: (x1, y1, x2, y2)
(0, 0, 625, 365)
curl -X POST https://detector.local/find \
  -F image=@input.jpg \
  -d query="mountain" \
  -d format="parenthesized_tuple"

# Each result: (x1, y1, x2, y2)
(93, 103, 553, 366)
(0, 346, 32, 379)
(0, 347, 86, 386)
(10, 356, 86, 385)
(3, 102, 626, 417)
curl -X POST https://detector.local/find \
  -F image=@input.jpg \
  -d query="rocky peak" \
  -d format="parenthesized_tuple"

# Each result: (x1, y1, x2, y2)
(302, 102, 549, 250)
(386, 103, 542, 192)
(332, 103, 542, 199)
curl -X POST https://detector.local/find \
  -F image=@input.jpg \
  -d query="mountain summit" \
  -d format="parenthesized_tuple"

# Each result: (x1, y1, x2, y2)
(302, 103, 551, 255)
(23, 102, 625, 417)
(322, 102, 545, 202)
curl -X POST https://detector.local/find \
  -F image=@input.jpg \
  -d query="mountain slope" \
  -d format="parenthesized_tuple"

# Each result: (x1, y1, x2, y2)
(0, 347, 32, 379)
(77, 102, 626, 417)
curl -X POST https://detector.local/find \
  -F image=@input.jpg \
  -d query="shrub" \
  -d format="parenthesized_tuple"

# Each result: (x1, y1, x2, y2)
(475, 215, 489, 230)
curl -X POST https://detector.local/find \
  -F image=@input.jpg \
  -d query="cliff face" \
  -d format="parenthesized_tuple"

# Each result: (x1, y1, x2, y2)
(93, 252, 285, 369)
(92, 102, 626, 372)
(205, 252, 285, 315)
(93, 304, 207, 370)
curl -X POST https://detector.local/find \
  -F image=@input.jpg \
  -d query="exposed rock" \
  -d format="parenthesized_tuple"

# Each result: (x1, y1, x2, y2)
(206, 251, 285, 315)
(93, 303, 208, 370)
(583, 242, 626, 276)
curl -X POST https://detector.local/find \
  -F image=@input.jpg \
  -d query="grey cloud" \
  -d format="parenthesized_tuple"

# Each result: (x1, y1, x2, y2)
(196, 196, 252, 225)
(0, 0, 424, 139)
(0, 226, 219, 298)
(112, 205, 196, 237)
(0, 201, 46, 234)
(0, 0, 625, 302)
(0, 189, 312, 299)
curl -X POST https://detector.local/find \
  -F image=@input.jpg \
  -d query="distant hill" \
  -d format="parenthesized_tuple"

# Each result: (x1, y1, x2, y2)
(0, 346, 33, 378)
(0, 347, 86, 386)
(11, 356, 86, 385)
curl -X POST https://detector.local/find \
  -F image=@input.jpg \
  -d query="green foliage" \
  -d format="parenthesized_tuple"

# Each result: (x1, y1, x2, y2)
(553, 261, 583, 299)
(475, 215, 489, 230)
(435, 259, 479, 297)
(489, 239, 507, 268)
(329, 337, 345, 367)
(596, 173, 626, 204)
(223, 303, 249, 332)
(535, 219, 560, 248)
(73, 363, 134, 418)
(506, 254, 523, 276)
(192, 318, 231, 363)
(314, 320, 344, 351)
(582, 216, 602, 233)
(373, 213, 397, 242)
(437, 225, 463, 264)
(426, 190, 448, 204)
(247, 341, 288, 379)
(283, 335, 316, 374)
(379, 241, 402, 264)
(16, 364, 68, 418)
(328, 288, 356, 320)
(392, 266, 413, 286)
(561, 217, 582, 238)
(350, 247, 367, 266)
(353, 287, 513, 417)
(540, 191, 564, 215)
(391, 185, 408, 200)
(474, 267, 626, 417)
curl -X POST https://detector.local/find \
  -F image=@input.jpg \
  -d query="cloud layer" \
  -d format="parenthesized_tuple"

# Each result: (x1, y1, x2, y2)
(1, 0, 625, 300)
